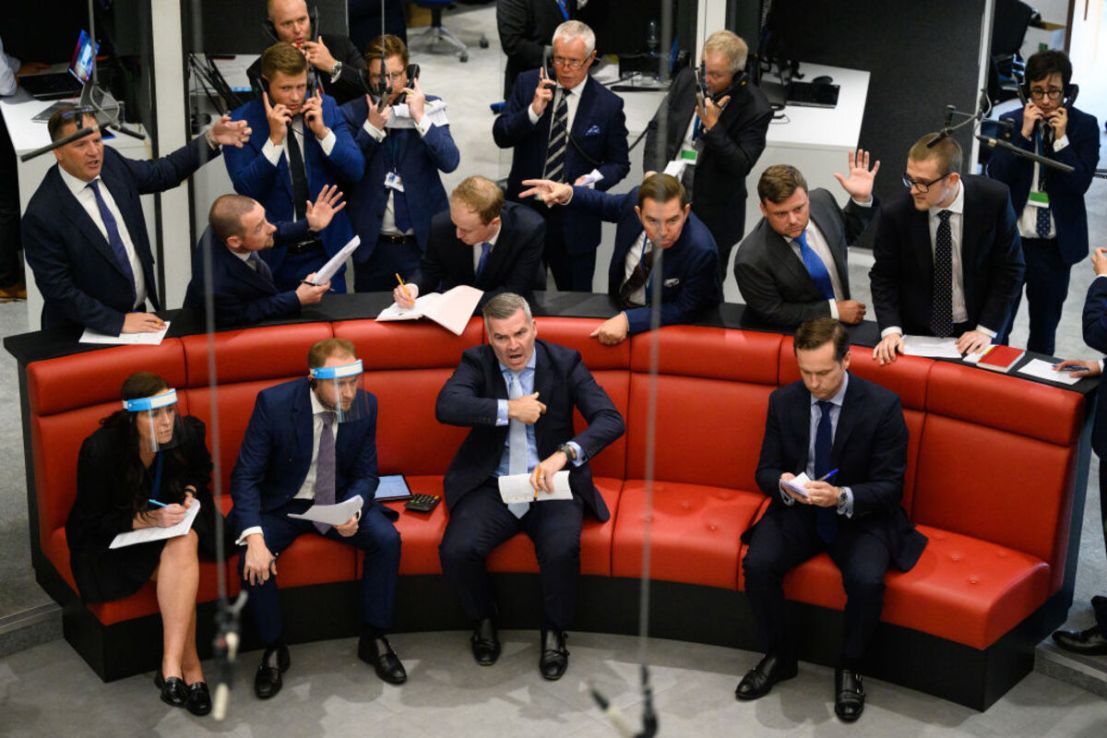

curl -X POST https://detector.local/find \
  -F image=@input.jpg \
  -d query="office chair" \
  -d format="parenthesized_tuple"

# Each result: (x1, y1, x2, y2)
(987, 0, 1037, 104)
(410, 1, 489, 63)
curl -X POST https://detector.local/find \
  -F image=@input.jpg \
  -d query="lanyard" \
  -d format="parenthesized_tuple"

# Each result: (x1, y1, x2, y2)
(555, 0, 570, 21)
(150, 451, 165, 502)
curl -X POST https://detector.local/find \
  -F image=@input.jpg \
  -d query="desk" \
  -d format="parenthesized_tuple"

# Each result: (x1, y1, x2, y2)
(0, 89, 153, 332)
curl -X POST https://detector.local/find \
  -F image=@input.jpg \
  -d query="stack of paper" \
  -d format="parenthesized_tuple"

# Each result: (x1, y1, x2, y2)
(377, 285, 483, 336)
(498, 471, 572, 503)
(110, 498, 201, 549)
(81, 321, 171, 346)
(287, 495, 365, 526)
(901, 335, 961, 359)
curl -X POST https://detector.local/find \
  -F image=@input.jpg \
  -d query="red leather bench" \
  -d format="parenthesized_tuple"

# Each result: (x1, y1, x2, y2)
(20, 317, 1089, 709)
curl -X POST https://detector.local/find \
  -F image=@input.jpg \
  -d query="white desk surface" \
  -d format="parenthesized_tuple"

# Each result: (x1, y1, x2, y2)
(762, 63, 870, 151)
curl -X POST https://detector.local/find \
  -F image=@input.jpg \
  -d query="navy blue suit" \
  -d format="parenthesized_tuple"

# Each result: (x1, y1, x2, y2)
(341, 95, 459, 291)
(1080, 277, 1107, 633)
(22, 137, 217, 333)
(569, 185, 722, 335)
(493, 71, 630, 290)
(436, 340, 624, 629)
(230, 379, 400, 644)
(987, 106, 1100, 354)
(224, 96, 363, 292)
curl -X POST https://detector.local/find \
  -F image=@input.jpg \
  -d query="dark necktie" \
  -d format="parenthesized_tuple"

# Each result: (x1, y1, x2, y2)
(248, 252, 274, 283)
(285, 122, 309, 221)
(796, 230, 834, 300)
(692, 114, 704, 141)
(87, 180, 136, 295)
(618, 234, 653, 308)
(814, 400, 838, 544)
(930, 209, 954, 338)
(1035, 130, 1052, 238)
(312, 411, 336, 534)
(543, 89, 570, 182)
(475, 241, 493, 280)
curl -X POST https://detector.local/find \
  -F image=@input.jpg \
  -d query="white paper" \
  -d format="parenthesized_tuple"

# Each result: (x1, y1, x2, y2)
(376, 285, 482, 336)
(783, 472, 811, 499)
(109, 498, 201, 549)
(663, 159, 687, 178)
(81, 321, 171, 346)
(902, 335, 962, 359)
(287, 495, 364, 526)
(498, 471, 572, 504)
(306, 236, 360, 285)
(1017, 358, 1081, 386)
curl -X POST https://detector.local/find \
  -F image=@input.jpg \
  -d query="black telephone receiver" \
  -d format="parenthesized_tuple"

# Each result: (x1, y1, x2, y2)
(541, 47, 557, 86)
(697, 63, 748, 105)
(1062, 82, 1079, 108)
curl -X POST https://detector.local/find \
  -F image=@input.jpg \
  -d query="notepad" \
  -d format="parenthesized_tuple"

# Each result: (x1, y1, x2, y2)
(109, 498, 201, 549)
(1017, 359, 1081, 386)
(376, 285, 483, 336)
(498, 471, 572, 504)
(901, 335, 961, 359)
(287, 495, 364, 526)
(782, 473, 811, 499)
(81, 321, 171, 346)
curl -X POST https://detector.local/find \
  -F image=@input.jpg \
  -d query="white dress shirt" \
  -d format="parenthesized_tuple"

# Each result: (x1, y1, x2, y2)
(472, 223, 503, 273)
(622, 232, 652, 307)
(363, 106, 434, 237)
(1016, 135, 1069, 240)
(787, 219, 846, 318)
(527, 75, 603, 186)
(261, 116, 336, 200)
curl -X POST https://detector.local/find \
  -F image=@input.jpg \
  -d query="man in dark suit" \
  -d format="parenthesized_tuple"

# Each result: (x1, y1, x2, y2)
(341, 34, 459, 292)
(21, 105, 249, 334)
(436, 293, 624, 680)
(986, 50, 1100, 356)
(521, 173, 722, 345)
(734, 153, 879, 328)
(493, 20, 629, 292)
(231, 338, 405, 699)
(870, 133, 1024, 365)
(227, 42, 364, 293)
(737, 318, 926, 721)
(497, 0, 577, 99)
(644, 30, 772, 276)
(391, 176, 544, 309)
(183, 190, 346, 326)
(247, 0, 367, 105)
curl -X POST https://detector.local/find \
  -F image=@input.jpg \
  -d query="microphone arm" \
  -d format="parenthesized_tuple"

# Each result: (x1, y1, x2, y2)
(975, 134, 1075, 174)
(19, 126, 97, 162)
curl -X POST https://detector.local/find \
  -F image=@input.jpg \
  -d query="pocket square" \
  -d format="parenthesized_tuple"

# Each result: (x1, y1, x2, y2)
(663, 278, 681, 287)
(584, 124, 602, 136)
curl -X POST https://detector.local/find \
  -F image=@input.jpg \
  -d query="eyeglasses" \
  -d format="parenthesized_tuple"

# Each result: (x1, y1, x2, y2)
(552, 55, 591, 70)
(1029, 87, 1063, 101)
(902, 171, 951, 194)
(369, 70, 406, 83)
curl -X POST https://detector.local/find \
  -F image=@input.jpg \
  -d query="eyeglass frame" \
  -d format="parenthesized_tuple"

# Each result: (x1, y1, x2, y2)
(1028, 87, 1064, 101)
(551, 52, 594, 70)
(901, 171, 952, 194)
(367, 69, 407, 84)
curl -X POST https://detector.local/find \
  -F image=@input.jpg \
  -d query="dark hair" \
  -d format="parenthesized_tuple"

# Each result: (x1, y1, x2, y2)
(757, 164, 808, 204)
(47, 105, 96, 142)
(365, 33, 409, 66)
(209, 194, 258, 243)
(794, 318, 849, 361)
(637, 173, 688, 208)
(1025, 49, 1072, 88)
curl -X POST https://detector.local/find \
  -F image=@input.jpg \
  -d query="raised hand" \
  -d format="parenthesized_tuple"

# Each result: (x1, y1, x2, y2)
(531, 68, 556, 117)
(264, 91, 291, 146)
(366, 93, 392, 131)
(305, 184, 346, 232)
(404, 76, 426, 122)
(833, 148, 880, 203)
(208, 114, 251, 148)
(301, 36, 338, 75)
(302, 89, 328, 139)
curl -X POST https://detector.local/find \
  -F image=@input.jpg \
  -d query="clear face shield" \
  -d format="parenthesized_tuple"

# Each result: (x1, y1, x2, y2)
(123, 388, 183, 453)
(309, 360, 368, 424)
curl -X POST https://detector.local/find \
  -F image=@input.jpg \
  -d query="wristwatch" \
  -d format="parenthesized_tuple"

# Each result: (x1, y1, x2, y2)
(330, 61, 343, 82)
(557, 443, 577, 462)
(836, 488, 848, 510)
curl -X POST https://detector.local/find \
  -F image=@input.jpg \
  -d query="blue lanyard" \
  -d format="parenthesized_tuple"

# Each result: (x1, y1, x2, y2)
(555, 0, 570, 21)
(150, 451, 165, 502)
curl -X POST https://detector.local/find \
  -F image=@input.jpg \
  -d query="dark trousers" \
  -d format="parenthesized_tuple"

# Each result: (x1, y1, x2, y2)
(1012, 237, 1070, 356)
(439, 481, 584, 631)
(354, 236, 421, 293)
(0, 112, 23, 288)
(539, 205, 596, 292)
(742, 507, 891, 667)
(239, 502, 401, 646)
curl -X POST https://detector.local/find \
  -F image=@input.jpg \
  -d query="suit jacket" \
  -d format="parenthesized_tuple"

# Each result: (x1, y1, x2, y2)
(643, 67, 773, 251)
(987, 105, 1100, 266)
(493, 70, 629, 255)
(229, 378, 381, 536)
(749, 375, 927, 572)
(569, 185, 722, 334)
(183, 223, 311, 327)
(436, 339, 625, 520)
(22, 138, 216, 333)
(1082, 278, 1107, 457)
(224, 94, 363, 290)
(414, 202, 545, 300)
(246, 33, 367, 105)
(496, 0, 577, 98)
(734, 188, 877, 328)
(340, 94, 459, 265)
(869, 175, 1025, 336)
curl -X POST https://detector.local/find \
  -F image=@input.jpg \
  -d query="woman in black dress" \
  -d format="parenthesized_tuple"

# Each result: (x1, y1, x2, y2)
(66, 372, 222, 716)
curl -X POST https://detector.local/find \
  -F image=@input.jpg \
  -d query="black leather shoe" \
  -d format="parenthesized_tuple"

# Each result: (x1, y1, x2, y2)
(186, 681, 212, 716)
(154, 671, 189, 708)
(358, 635, 407, 685)
(834, 668, 865, 722)
(734, 653, 798, 701)
(254, 643, 290, 700)
(1052, 625, 1107, 655)
(539, 630, 569, 681)
(470, 618, 501, 666)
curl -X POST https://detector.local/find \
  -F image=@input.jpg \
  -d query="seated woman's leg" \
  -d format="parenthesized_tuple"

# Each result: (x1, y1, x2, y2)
(155, 530, 200, 678)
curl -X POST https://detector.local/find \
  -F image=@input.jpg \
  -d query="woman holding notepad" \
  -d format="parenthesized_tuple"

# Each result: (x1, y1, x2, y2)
(65, 372, 223, 716)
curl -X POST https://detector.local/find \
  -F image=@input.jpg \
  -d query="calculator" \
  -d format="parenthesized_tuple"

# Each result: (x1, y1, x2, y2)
(405, 493, 441, 513)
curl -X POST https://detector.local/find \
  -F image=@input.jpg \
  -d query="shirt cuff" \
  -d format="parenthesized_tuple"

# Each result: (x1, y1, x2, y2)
(262, 139, 283, 166)
(414, 114, 432, 137)
(778, 479, 797, 505)
(1053, 135, 1070, 152)
(1100, 359, 1105, 374)
(362, 119, 387, 142)
(527, 105, 541, 125)
(881, 326, 903, 338)
(318, 129, 336, 156)
(837, 486, 854, 518)
(577, 170, 604, 189)
(496, 399, 509, 426)
(566, 441, 586, 467)
(1097, 274, 1107, 281)
(828, 299, 839, 320)
(974, 325, 997, 339)
(850, 196, 874, 208)
(236, 526, 263, 546)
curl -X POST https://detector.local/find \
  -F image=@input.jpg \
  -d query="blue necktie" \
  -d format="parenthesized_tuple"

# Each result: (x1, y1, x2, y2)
(1035, 130, 1052, 238)
(796, 230, 834, 300)
(475, 241, 492, 279)
(392, 189, 412, 233)
(87, 180, 136, 295)
(814, 400, 838, 544)
(692, 114, 704, 141)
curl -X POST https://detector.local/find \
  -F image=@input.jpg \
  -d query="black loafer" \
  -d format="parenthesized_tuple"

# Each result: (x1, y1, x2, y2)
(734, 653, 798, 701)
(154, 671, 189, 708)
(834, 668, 865, 722)
(186, 681, 212, 716)
(254, 643, 290, 700)
(1052, 625, 1107, 655)
(539, 630, 569, 681)
(358, 635, 407, 685)
(470, 618, 501, 667)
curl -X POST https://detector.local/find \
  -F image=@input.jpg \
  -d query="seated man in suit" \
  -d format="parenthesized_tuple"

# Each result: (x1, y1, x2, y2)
(183, 188, 347, 326)
(248, 0, 367, 105)
(436, 293, 624, 680)
(341, 34, 459, 292)
(391, 176, 544, 309)
(21, 105, 249, 334)
(231, 338, 405, 699)
(520, 172, 722, 345)
(734, 152, 879, 328)
(870, 133, 1024, 365)
(643, 30, 772, 276)
(737, 318, 926, 722)
(493, 19, 630, 291)
(986, 49, 1100, 356)
(226, 42, 363, 293)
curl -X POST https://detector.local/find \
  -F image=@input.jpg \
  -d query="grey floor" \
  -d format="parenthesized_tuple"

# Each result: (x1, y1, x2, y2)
(2, 4, 1107, 734)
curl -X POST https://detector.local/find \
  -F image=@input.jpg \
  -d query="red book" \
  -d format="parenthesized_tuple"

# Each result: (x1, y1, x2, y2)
(976, 345, 1025, 373)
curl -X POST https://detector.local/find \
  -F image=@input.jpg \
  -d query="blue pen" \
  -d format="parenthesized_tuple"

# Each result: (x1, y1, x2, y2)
(147, 498, 168, 508)
(818, 469, 839, 482)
